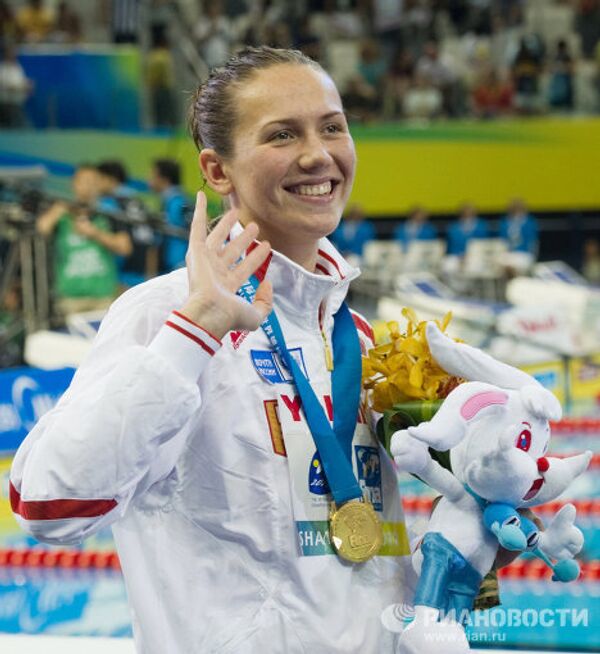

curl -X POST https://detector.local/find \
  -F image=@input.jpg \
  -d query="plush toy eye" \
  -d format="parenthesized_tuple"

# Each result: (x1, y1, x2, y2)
(516, 429, 532, 451)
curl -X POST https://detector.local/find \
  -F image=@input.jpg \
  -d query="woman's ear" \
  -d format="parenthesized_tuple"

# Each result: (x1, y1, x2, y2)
(199, 149, 233, 195)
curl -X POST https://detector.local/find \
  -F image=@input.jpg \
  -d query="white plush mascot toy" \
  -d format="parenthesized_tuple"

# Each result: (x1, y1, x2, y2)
(391, 323, 592, 654)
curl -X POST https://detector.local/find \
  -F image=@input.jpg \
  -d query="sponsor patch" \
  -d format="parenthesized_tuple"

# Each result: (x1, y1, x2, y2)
(250, 348, 308, 384)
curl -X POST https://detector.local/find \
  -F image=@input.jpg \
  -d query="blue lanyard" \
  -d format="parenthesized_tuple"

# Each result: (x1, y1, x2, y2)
(239, 276, 364, 505)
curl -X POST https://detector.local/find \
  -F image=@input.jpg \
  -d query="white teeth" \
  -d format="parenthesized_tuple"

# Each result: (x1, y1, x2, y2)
(290, 181, 333, 196)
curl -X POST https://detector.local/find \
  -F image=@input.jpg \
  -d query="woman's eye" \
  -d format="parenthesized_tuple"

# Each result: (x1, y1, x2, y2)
(324, 123, 343, 134)
(271, 130, 293, 141)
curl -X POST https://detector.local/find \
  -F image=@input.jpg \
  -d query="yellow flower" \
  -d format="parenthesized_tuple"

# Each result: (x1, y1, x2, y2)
(362, 309, 463, 410)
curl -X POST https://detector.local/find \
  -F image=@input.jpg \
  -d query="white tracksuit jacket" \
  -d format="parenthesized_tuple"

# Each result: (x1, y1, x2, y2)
(10, 235, 415, 653)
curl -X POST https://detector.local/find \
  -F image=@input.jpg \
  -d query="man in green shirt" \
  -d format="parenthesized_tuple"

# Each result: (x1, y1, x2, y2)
(37, 164, 132, 316)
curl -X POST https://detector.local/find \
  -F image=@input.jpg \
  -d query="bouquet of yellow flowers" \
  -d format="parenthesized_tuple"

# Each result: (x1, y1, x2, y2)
(363, 308, 466, 463)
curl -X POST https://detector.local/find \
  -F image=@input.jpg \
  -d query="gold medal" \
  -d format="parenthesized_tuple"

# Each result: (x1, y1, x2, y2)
(329, 498, 383, 563)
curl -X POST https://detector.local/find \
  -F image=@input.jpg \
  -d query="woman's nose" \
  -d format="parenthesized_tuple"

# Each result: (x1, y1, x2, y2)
(537, 457, 550, 473)
(298, 136, 334, 170)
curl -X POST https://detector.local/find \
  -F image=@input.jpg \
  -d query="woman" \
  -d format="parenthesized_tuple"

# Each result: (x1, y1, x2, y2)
(10, 48, 414, 652)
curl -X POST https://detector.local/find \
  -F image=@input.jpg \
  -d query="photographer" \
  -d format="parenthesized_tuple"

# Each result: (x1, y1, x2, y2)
(36, 164, 132, 315)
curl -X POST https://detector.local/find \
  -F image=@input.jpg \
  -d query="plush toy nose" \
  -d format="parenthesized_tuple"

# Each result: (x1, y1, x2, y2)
(537, 457, 550, 473)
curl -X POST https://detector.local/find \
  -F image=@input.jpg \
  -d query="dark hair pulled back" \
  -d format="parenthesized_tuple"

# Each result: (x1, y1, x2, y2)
(188, 46, 324, 159)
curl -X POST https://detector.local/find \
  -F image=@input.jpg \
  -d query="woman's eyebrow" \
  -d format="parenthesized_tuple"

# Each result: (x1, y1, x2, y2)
(261, 111, 345, 130)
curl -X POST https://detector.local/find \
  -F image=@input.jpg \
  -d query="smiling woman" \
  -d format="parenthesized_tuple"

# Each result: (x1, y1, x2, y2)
(9, 47, 415, 654)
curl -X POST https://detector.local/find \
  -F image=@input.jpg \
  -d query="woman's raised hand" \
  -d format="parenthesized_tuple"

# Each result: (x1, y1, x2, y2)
(180, 192, 273, 339)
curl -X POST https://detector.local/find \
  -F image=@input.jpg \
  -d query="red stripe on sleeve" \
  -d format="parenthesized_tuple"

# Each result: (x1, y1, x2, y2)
(10, 482, 117, 521)
(165, 321, 216, 356)
(315, 263, 331, 276)
(172, 311, 222, 345)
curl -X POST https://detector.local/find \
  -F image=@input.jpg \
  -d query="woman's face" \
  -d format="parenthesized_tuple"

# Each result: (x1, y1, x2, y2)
(220, 64, 356, 247)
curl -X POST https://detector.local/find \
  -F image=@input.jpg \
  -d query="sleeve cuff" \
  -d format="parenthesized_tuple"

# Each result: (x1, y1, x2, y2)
(148, 311, 222, 382)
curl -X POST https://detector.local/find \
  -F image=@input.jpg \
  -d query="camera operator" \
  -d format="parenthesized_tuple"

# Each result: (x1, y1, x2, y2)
(36, 164, 132, 316)
(97, 160, 157, 287)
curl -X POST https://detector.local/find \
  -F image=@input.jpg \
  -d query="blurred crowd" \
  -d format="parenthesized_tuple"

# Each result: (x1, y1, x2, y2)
(332, 199, 600, 284)
(1, 0, 600, 128)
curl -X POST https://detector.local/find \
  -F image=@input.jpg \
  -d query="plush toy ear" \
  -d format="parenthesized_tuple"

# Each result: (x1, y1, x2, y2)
(519, 384, 562, 421)
(407, 381, 508, 451)
(426, 322, 542, 390)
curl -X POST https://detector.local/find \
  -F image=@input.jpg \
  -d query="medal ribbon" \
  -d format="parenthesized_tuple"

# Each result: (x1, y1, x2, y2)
(239, 276, 364, 506)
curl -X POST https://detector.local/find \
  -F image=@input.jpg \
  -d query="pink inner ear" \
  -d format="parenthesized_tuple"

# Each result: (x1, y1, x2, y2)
(460, 391, 509, 420)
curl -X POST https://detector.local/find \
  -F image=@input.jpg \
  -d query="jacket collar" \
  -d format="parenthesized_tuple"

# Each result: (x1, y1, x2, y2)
(230, 222, 360, 331)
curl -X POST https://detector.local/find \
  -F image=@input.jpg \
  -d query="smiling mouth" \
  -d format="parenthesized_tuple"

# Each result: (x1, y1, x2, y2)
(523, 477, 544, 501)
(285, 180, 339, 198)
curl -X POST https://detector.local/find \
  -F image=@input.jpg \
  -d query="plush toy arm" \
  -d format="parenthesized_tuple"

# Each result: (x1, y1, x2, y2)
(537, 504, 584, 561)
(464, 424, 525, 494)
(391, 430, 465, 502)
(419, 458, 466, 503)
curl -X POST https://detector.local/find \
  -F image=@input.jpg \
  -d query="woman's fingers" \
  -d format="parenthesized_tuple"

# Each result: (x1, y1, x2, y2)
(187, 192, 208, 260)
(230, 240, 271, 289)
(206, 209, 238, 247)
(252, 280, 273, 322)
(220, 222, 260, 267)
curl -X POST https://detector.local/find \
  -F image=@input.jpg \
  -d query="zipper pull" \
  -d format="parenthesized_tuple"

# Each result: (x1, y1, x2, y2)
(321, 329, 334, 371)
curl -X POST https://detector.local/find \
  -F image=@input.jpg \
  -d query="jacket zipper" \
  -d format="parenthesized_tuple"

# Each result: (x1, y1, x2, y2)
(318, 304, 334, 371)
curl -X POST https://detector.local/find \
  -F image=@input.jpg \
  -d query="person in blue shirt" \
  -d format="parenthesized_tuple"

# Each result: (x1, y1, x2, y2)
(330, 204, 375, 260)
(447, 203, 488, 256)
(149, 158, 192, 272)
(499, 198, 538, 256)
(393, 206, 437, 251)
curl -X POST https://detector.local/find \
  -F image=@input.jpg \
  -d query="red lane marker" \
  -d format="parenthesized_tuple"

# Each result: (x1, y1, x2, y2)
(0, 547, 121, 570)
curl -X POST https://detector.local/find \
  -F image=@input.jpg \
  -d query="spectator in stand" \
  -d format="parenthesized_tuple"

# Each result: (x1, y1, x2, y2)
(110, 0, 139, 44)
(358, 39, 387, 96)
(194, 0, 234, 69)
(97, 160, 155, 287)
(146, 26, 178, 128)
(330, 204, 375, 262)
(36, 164, 132, 316)
(383, 48, 415, 119)
(0, 43, 33, 128)
(149, 159, 191, 273)
(0, 2, 19, 46)
(342, 75, 380, 123)
(262, 21, 293, 50)
(447, 202, 489, 257)
(15, 0, 54, 43)
(582, 238, 600, 284)
(403, 71, 443, 119)
(574, 0, 600, 60)
(416, 41, 461, 116)
(372, 0, 404, 63)
(394, 206, 437, 251)
(548, 39, 575, 111)
(512, 34, 544, 114)
(308, 0, 366, 42)
(402, 0, 434, 55)
(499, 198, 538, 274)
(50, 1, 82, 43)
(471, 65, 513, 117)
